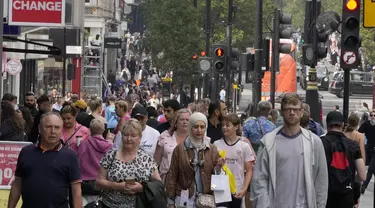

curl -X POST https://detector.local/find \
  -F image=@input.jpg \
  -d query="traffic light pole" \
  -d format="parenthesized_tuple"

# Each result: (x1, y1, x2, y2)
(270, 9, 280, 108)
(205, 0, 212, 100)
(343, 68, 350, 120)
(253, 0, 263, 114)
(226, 0, 233, 109)
(305, 0, 321, 124)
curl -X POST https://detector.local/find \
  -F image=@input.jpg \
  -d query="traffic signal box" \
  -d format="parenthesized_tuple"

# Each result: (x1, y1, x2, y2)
(272, 9, 292, 73)
(340, 0, 361, 69)
(212, 44, 226, 73)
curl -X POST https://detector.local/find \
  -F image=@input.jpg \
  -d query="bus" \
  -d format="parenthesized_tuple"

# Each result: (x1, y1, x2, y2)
(261, 39, 297, 101)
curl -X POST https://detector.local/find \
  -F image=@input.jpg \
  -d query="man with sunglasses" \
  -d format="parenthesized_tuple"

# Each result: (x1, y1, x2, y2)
(359, 110, 375, 193)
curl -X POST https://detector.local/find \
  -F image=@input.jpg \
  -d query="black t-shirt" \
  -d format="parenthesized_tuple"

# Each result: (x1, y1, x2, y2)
(156, 122, 171, 134)
(207, 120, 224, 143)
(359, 121, 375, 147)
(147, 119, 160, 130)
(15, 144, 81, 208)
(322, 131, 361, 181)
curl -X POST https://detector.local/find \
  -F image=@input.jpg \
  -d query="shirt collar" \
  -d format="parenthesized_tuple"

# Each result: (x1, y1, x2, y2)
(35, 140, 63, 152)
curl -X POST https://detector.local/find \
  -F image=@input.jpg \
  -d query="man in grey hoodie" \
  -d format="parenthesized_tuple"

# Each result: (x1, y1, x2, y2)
(250, 93, 328, 208)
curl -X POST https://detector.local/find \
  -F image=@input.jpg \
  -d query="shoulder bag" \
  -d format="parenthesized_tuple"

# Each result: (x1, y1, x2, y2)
(257, 119, 265, 136)
(183, 140, 216, 208)
(84, 150, 117, 208)
(63, 126, 82, 148)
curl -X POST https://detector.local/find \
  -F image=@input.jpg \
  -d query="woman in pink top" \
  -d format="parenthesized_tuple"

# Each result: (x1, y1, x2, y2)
(154, 108, 191, 182)
(114, 100, 131, 134)
(61, 103, 90, 153)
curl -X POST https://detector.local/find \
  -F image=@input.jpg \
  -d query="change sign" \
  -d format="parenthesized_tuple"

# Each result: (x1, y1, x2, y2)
(8, 0, 65, 26)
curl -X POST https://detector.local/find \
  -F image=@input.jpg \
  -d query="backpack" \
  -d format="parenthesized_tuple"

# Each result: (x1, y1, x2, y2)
(321, 135, 353, 194)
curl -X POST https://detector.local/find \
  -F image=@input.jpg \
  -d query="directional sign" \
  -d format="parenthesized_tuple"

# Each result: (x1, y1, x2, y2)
(364, 0, 375, 28)
(342, 51, 357, 65)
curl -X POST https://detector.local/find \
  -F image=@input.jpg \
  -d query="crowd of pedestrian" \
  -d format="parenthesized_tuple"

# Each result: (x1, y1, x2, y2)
(0, 90, 373, 208)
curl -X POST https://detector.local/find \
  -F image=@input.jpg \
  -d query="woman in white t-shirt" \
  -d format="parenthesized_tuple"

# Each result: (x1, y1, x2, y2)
(214, 114, 255, 208)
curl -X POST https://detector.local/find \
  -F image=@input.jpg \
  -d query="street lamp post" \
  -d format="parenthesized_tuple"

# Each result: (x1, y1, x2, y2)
(253, 0, 263, 115)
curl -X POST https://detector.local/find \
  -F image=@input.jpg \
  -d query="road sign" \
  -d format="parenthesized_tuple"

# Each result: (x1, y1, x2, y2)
(6, 59, 22, 75)
(198, 57, 212, 73)
(364, 0, 375, 28)
(8, 0, 65, 26)
(66, 46, 82, 55)
(342, 51, 357, 65)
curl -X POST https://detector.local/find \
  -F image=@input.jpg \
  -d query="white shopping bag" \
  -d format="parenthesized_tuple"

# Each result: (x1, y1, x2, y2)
(211, 174, 232, 204)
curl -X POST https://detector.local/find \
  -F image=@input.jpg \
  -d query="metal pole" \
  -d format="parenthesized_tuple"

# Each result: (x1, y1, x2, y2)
(0, 0, 4, 126)
(62, 27, 67, 96)
(253, 0, 263, 114)
(305, 0, 320, 123)
(226, 0, 233, 109)
(343, 68, 350, 120)
(270, 9, 280, 108)
(205, 0, 211, 100)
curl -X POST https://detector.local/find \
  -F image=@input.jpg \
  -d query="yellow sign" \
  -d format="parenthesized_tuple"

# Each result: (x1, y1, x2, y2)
(232, 84, 238, 89)
(0, 189, 22, 207)
(364, 0, 375, 28)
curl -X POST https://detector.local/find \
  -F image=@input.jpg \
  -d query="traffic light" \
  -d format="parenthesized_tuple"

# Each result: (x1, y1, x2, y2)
(316, 32, 328, 59)
(212, 44, 226, 73)
(242, 53, 255, 83)
(262, 39, 270, 71)
(340, 0, 360, 69)
(272, 9, 292, 73)
(230, 48, 240, 70)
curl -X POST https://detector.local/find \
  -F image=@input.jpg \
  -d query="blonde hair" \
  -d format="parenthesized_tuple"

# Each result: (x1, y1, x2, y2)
(115, 100, 128, 112)
(121, 119, 143, 137)
(88, 96, 103, 112)
(90, 119, 105, 135)
(169, 109, 192, 134)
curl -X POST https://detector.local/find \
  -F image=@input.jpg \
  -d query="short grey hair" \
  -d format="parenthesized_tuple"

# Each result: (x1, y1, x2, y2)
(40, 112, 62, 126)
(89, 119, 105, 135)
(257, 100, 272, 112)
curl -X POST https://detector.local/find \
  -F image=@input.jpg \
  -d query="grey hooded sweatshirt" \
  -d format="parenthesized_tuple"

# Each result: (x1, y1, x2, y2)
(250, 126, 328, 208)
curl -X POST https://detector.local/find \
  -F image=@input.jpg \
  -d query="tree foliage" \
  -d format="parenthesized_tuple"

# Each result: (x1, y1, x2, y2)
(141, 0, 203, 83)
(141, 0, 276, 81)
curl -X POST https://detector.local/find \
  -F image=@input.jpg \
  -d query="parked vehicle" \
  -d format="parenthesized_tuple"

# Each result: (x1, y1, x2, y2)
(329, 70, 374, 98)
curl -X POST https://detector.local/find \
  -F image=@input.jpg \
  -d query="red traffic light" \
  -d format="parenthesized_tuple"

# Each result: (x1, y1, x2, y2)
(215, 48, 224, 58)
(192, 55, 197, 60)
(200, 51, 206, 56)
(346, 0, 358, 11)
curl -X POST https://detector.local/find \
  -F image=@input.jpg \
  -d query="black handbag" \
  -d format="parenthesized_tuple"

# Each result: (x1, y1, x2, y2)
(82, 180, 100, 196)
(84, 151, 117, 208)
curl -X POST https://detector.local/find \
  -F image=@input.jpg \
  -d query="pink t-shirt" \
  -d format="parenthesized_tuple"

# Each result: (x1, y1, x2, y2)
(214, 138, 255, 192)
(157, 130, 178, 181)
(62, 123, 90, 153)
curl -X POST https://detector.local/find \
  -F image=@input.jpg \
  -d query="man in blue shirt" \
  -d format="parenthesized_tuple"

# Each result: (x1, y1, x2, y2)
(8, 112, 82, 208)
(243, 100, 276, 153)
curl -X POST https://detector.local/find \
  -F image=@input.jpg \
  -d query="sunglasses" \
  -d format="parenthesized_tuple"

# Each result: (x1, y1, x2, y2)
(370, 114, 375, 117)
